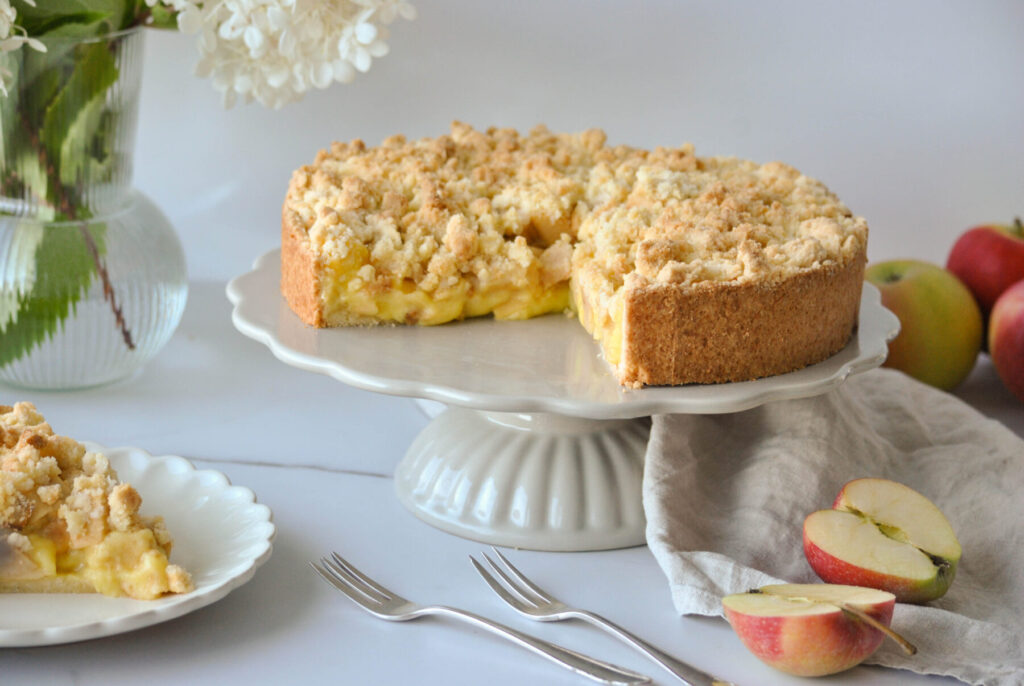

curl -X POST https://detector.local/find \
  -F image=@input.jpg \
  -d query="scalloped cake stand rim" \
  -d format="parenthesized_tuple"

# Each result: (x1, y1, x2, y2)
(226, 249, 899, 421)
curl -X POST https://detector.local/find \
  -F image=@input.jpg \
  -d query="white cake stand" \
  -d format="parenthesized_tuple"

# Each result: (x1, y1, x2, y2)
(227, 250, 899, 551)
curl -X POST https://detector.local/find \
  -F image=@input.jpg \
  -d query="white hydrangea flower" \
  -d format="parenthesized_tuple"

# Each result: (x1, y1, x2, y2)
(0, 1, 15, 40)
(0, 0, 46, 96)
(148, 0, 415, 109)
(1, 0, 45, 52)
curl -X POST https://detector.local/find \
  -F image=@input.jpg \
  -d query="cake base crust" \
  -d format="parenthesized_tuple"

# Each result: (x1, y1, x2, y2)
(281, 206, 325, 327)
(0, 576, 95, 594)
(617, 252, 866, 387)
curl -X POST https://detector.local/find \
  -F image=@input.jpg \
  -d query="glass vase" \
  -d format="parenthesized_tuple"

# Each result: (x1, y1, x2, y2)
(0, 27, 186, 389)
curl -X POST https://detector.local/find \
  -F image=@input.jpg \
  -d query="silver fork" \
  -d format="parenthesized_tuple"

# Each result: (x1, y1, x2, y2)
(311, 552, 651, 685)
(470, 548, 737, 686)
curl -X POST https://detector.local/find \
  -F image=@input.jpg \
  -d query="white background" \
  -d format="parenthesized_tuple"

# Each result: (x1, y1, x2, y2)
(134, 0, 1024, 283)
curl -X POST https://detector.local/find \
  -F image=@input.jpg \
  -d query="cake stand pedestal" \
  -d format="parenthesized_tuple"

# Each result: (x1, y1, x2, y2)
(397, 409, 650, 550)
(228, 250, 898, 551)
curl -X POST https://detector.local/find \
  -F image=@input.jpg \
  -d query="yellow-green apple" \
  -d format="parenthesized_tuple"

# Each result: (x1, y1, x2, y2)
(722, 584, 902, 677)
(947, 218, 1024, 322)
(804, 478, 961, 603)
(865, 259, 982, 390)
(989, 279, 1024, 402)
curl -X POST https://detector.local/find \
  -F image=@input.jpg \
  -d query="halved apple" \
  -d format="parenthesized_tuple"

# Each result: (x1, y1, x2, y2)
(804, 478, 961, 603)
(722, 584, 899, 677)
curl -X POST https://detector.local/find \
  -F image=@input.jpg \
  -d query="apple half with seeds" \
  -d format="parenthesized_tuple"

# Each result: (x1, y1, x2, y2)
(722, 583, 904, 677)
(804, 478, 961, 603)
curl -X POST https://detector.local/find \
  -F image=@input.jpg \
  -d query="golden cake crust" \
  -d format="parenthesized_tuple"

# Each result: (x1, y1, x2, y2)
(281, 205, 324, 327)
(617, 252, 865, 386)
(0, 575, 95, 594)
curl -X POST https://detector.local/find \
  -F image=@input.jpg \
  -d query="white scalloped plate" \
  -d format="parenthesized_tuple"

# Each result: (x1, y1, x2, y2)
(0, 445, 275, 647)
(228, 249, 900, 419)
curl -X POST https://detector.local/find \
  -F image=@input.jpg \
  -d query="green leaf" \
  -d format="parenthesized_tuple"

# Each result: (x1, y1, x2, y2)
(32, 13, 114, 40)
(16, 49, 63, 122)
(146, 4, 179, 30)
(0, 52, 58, 215)
(40, 40, 118, 209)
(5, 51, 64, 209)
(12, 0, 138, 37)
(0, 221, 105, 368)
(0, 28, 123, 368)
(0, 225, 44, 328)
(0, 52, 22, 188)
(58, 85, 114, 188)
(5, 149, 54, 220)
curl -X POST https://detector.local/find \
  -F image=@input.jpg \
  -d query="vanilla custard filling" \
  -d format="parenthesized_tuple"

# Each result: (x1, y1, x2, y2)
(321, 251, 570, 325)
(0, 530, 182, 598)
(570, 275, 625, 367)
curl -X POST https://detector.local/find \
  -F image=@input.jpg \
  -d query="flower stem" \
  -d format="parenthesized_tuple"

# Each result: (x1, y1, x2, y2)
(78, 224, 134, 350)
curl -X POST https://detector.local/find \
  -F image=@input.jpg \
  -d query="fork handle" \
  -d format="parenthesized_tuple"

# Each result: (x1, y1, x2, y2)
(422, 606, 650, 685)
(572, 610, 730, 686)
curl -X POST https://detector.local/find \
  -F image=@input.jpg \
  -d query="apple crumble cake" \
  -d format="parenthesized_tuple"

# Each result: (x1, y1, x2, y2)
(282, 122, 867, 387)
(0, 402, 193, 599)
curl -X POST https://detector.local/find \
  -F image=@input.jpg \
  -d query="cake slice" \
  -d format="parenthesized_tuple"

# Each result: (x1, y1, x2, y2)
(570, 159, 867, 386)
(0, 402, 193, 600)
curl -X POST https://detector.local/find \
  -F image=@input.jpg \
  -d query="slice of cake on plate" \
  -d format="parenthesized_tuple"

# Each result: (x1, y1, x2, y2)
(0, 402, 193, 600)
(281, 122, 867, 387)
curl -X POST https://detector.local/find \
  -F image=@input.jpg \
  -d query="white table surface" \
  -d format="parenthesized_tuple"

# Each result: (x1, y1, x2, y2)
(3, 1, 1023, 683)
(0, 282, 1019, 686)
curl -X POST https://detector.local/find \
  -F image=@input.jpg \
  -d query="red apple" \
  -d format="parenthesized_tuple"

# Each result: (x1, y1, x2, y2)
(947, 218, 1024, 321)
(804, 478, 961, 604)
(722, 584, 899, 677)
(989, 279, 1024, 402)
(865, 259, 982, 390)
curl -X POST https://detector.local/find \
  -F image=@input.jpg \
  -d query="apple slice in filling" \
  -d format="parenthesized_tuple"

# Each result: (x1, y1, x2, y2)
(0, 529, 49, 584)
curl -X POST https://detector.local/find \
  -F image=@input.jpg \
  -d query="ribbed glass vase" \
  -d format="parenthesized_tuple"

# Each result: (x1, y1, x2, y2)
(0, 27, 186, 389)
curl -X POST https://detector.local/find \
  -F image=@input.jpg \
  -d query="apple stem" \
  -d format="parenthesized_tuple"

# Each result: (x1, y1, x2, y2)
(1014, 217, 1023, 238)
(839, 603, 918, 656)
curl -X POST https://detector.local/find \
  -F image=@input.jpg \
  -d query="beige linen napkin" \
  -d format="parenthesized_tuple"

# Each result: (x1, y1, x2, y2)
(644, 368, 1024, 686)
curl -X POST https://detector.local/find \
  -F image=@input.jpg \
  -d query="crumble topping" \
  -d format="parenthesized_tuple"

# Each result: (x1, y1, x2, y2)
(577, 158, 866, 289)
(0, 402, 193, 599)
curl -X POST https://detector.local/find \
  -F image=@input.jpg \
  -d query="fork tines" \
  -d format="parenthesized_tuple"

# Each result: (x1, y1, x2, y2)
(471, 551, 549, 612)
(486, 548, 555, 603)
(330, 552, 394, 599)
(312, 552, 395, 608)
